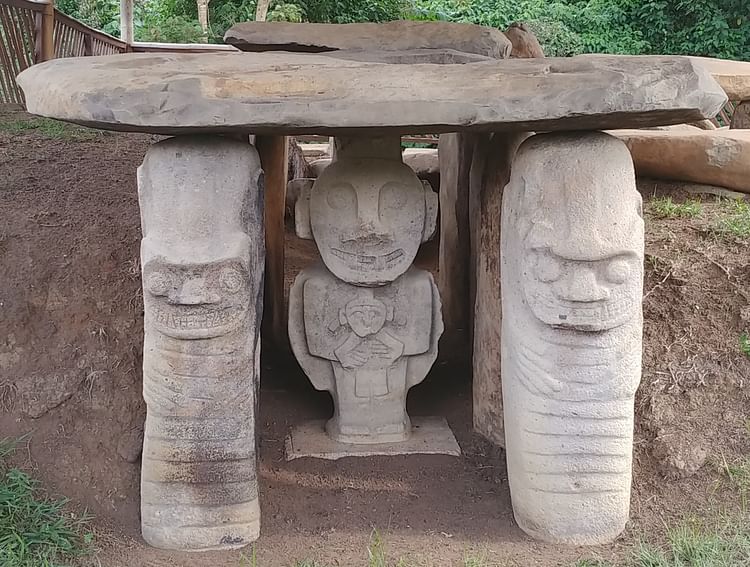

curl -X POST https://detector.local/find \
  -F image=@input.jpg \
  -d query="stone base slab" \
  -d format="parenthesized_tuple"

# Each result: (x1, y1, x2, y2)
(285, 416, 461, 461)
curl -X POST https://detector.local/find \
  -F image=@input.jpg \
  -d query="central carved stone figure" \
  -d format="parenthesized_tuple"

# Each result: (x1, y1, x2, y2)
(289, 137, 443, 445)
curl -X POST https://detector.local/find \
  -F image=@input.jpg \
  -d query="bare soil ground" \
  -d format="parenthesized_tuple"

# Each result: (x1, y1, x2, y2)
(1, 106, 749, 566)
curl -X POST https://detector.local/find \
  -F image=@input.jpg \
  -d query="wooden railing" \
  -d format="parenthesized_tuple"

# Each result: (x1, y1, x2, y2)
(0, 0, 38, 104)
(0, 0, 125, 104)
(54, 11, 126, 58)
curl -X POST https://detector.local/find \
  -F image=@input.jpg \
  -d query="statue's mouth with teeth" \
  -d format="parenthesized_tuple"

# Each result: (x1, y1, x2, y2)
(331, 248, 405, 271)
(143, 258, 249, 339)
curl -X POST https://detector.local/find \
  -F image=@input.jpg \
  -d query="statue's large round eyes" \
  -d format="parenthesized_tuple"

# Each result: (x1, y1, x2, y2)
(219, 267, 244, 293)
(605, 258, 631, 284)
(534, 254, 562, 283)
(379, 182, 408, 211)
(146, 272, 171, 296)
(326, 184, 356, 211)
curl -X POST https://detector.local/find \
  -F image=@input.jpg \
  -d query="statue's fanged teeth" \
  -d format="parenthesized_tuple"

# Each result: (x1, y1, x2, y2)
(152, 307, 239, 330)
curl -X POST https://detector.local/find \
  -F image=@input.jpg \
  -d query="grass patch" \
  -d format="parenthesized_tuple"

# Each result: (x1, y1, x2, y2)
(367, 530, 389, 567)
(0, 117, 101, 141)
(713, 199, 750, 238)
(0, 437, 94, 567)
(740, 333, 750, 358)
(650, 197, 702, 219)
(630, 518, 750, 567)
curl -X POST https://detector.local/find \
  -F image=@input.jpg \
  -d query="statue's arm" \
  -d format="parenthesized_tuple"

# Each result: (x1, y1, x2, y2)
(288, 268, 336, 391)
(405, 272, 443, 388)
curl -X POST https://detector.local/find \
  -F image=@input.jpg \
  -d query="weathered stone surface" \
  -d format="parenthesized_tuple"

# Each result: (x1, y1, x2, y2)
(612, 129, 750, 194)
(504, 22, 545, 58)
(17, 53, 727, 135)
(289, 137, 443, 445)
(304, 148, 438, 179)
(470, 132, 529, 448)
(139, 135, 263, 551)
(322, 48, 494, 64)
(285, 416, 460, 460)
(225, 20, 512, 59)
(501, 132, 644, 545)
(690, 57, 750, 100)
(403, 148, 439, 180)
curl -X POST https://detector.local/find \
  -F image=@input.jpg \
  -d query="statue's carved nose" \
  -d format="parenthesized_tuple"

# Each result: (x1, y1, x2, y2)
(558, 269, 609, 302)
(340, 221, 392, 246)
(168, 277, 221, 305)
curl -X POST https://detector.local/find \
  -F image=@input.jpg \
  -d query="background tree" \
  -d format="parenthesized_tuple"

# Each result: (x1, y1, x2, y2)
(54, 0, 749, 59)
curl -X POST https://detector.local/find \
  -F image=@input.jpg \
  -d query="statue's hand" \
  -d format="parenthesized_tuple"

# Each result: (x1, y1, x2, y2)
(337, 345, 369, 368)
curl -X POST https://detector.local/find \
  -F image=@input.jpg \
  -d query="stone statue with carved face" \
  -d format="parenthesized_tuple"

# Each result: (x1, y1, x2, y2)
(138, 136, 264, 551)
(289, 136, 443, 444)
(501, 131, 644, 545)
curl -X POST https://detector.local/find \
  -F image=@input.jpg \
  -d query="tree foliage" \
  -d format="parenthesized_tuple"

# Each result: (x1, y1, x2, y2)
(409, 0, 748, 58)
(55, 0, 749, 60)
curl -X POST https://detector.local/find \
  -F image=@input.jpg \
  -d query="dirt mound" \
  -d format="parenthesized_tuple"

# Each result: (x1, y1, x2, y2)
(2, 106, 749, 565)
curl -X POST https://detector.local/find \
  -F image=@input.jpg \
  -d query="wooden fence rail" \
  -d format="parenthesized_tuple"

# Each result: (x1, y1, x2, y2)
(0, 0, 125, 104)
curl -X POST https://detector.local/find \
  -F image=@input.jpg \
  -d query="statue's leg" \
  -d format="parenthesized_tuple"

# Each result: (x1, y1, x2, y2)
(138, 135, 264, 551)
(501, 131, 644, 544)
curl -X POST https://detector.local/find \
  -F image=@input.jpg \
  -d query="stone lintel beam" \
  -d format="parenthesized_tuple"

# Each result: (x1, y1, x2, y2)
(224, 20, 512, 59)
(17, 52, 727, 136)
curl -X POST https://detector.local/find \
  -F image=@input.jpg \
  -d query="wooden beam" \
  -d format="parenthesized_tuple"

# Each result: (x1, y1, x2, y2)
(257, 136, 289, 349)
(471, 132, 529, 448)
(437, 133, 474, 348)
(40, 0, 54, 61)
(120, 0, 133, 45)
(731, 100, 750, 129)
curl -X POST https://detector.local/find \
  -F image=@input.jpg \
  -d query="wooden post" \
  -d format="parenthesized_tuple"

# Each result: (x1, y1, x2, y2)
(120, 0, 134, 46)
(257, 136, 289, 349)
(437, 133, 474, 348)
(471, 132, 529, 448)
(731, 100, 750, 129)
(40, 0, 55, 62)
(83, 34, 93, 56)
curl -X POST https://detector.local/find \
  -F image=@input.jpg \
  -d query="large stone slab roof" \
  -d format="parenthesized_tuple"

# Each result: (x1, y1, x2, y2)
(16, 52, 727, 135)
(224, 20, 512, 59)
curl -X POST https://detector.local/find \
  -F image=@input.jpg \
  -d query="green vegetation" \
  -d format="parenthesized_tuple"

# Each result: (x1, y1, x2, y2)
(0, 117, 102, 141)
(740, 332, 750, 358)
(713, 199, 750, 238)
(650, 197, 703, 219)
(55, 0, 750, 59)
(0, 437, 94, 567)
(575, 454, 750, 567)
(629, 518, 750, 566)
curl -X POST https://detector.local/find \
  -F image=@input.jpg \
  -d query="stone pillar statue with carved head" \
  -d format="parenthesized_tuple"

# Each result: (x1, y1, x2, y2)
(289, 137, 443, 445)
(501, 131, 644, 544)
(138, 135, 264, 551)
